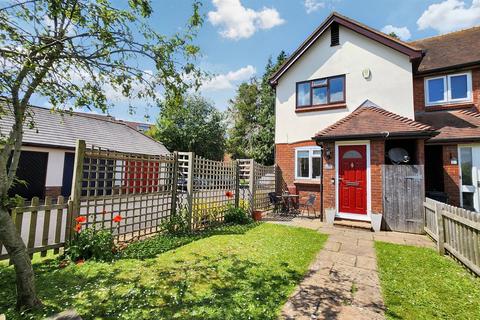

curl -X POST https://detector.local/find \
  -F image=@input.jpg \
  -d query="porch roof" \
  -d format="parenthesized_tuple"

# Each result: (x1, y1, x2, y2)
(416, 109, 480, 144)
(313, 100, 437, 141)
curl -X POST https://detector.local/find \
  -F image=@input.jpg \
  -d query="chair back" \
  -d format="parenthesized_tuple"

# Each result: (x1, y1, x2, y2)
(268, 192, 279, 204)
(306, 194, 316, 205)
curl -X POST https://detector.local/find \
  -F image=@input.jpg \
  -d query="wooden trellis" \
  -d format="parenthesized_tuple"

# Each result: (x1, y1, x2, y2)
(70, 140, 178, 242)
(1, 141, 275, 260)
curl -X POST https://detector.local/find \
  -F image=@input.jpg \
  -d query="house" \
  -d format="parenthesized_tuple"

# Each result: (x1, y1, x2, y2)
(0, 104, 169, 200)
(271, 12, 480, 222)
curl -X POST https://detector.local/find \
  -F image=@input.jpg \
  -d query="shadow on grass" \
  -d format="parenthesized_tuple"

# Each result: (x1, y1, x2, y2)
(0, 222, 307, 319)
(1, 251, 303, 319)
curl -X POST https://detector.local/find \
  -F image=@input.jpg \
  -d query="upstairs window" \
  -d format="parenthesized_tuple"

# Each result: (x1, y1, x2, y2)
(295, 147, 322, 180)
(425, 72, 472, 106)
(296, 75, 345, 109)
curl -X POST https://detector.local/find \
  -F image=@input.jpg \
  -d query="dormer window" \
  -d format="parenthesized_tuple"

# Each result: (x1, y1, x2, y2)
(296, 75, 346, 109)
(425, 72, 472, 106)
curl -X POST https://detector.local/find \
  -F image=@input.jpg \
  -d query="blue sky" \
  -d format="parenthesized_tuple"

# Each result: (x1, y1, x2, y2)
(31, 0, 480, 123)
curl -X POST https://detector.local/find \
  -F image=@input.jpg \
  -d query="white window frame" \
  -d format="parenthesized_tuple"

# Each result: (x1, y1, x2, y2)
(425, 71, 472, 106)
(294, 146, 322, 180)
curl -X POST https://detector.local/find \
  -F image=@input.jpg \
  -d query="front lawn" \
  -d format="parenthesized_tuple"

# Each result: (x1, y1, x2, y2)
(0, 223, 327, 319)
(376, 242, 480, 320)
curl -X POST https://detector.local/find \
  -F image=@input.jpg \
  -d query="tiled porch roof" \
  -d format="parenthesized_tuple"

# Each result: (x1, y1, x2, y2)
(415, 108, 480, 143)
(313, 100, 437, 141)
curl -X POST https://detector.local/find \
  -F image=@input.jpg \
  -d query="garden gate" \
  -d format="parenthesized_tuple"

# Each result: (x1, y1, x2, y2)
(382, 165, 425, 234)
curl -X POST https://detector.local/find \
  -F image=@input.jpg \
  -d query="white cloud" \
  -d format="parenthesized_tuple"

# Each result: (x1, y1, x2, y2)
(304, 0, 325, 14)
(208, 0, 284, 40)
(202, 65, 256, 91)
(381, 25, 412, 40)
(417, 0, 480, 33)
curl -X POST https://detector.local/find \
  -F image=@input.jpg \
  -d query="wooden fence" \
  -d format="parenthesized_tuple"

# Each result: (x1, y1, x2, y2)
(424, 197, 480, 276)
(0, 196, 70, 260)
(0, 141, 275, 260)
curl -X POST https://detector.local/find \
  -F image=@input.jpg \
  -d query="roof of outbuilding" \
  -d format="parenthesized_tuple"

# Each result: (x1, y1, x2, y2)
(410, 26, 480, 74)
(313, 100, 436, 141)
(415, 109, 480, 143)
(0, 104, 169, 155)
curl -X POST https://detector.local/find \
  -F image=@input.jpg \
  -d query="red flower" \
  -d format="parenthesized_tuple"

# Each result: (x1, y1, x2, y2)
(74, 223, 82, 233)
(225, 191, 234, 198)
(113, 215, 122, 223)
(75, 216, 87, 223)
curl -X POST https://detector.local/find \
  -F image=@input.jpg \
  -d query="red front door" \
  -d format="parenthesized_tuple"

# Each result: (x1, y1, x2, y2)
(339, 145, 367, 214)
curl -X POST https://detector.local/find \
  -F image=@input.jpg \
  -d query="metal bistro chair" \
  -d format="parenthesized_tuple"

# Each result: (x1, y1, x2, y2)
(299, 194, 317, 217)
(268, 192, 282, 213)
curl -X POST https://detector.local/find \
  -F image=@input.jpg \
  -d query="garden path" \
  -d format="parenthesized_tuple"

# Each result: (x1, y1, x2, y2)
(268, 217, 433, 320)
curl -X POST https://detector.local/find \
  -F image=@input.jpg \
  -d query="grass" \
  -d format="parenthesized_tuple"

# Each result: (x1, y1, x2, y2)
(0, 223, 327, 319)
(375, 241, 480, 320)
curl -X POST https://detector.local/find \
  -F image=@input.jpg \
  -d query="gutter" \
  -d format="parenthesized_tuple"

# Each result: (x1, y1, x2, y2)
(312, 130, 438, 142)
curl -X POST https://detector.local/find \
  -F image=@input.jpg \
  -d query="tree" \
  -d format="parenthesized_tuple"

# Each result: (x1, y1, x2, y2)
(148, 94, 226, 160)
(227, 51, 287, 165)
(0, 0, 202, 310)
(388, 32, 400, 40)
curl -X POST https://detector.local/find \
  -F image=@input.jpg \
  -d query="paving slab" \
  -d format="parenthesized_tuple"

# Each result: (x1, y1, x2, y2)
(268, 217, 433, 319)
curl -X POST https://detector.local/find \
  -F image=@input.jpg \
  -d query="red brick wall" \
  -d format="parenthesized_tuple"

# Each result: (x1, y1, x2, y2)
(370, 140, 384, 213)
(442, 145, 460, 206)
(413, 67, 480, 112)
(275, 140, 322, 210)
(276, 140, 385, 215)
(45, 186, 62, 198)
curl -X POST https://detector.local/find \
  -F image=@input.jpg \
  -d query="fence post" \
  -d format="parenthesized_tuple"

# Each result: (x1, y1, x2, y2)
(170, 152, 179, 216)
(248, 159, 256, 214)
(186, 152, 195, 231)
(234, 161, 240, 209)
(435, 202, 445, 255)
(68, 139, 86, 240)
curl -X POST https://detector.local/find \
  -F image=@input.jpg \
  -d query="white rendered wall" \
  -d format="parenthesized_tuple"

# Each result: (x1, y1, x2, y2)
(275, 25, 415, 144)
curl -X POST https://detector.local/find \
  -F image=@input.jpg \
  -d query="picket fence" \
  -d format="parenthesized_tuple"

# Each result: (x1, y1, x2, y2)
(424, 197, 480, 276)
(0, 140, 276, 260)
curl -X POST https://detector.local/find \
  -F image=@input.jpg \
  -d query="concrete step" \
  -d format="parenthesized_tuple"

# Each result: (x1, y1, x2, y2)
(333, 218, 372, 231)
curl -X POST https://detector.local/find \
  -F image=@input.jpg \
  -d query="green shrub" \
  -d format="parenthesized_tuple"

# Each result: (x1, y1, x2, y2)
(65, 228, 116, 262)
(224, 206, 252, 225)
(161, 210, 190, 235)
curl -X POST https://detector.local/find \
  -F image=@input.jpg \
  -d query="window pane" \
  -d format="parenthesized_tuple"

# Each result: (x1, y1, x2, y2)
(312, 157, 321, 179)
(329, 77, 345, 102)
(312, 86, 327, 105)
(450, 75, 468, 99)
(343, 150, 362, 159)
(297, 150, 310, 178)
(297, 82, 311, 107)
(462, 192, 474, 211)
(312, 79, 327, 87)
(460, 147, 473, 186)
(312, 150, 321, 156)
(427, 78, 445, 103)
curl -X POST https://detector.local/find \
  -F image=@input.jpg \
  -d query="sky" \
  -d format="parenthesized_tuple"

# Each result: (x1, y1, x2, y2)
(29, 0, 480, 123)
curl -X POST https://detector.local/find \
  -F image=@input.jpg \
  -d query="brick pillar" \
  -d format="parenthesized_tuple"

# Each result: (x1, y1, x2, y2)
(45, 186, 62, 198)
(370, 140, 385, 214)
(415, 139, 425, 165)
(442, 145, 460, 206)
(322, 142, 336, 213)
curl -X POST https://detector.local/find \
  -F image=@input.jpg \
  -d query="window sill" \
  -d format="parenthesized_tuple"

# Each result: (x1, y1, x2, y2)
(295, 103, 347, 113)
(425, 102, 475, 112)
(294, 179, 321, 185)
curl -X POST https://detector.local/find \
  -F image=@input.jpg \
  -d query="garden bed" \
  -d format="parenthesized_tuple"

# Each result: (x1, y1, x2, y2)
(376, 242, 480, 320)
(0, 223, 327, 319)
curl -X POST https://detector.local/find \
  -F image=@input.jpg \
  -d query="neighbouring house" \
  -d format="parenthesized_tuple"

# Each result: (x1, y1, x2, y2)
(271, 12, 480, 224)
(0, 103, 169, 200)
